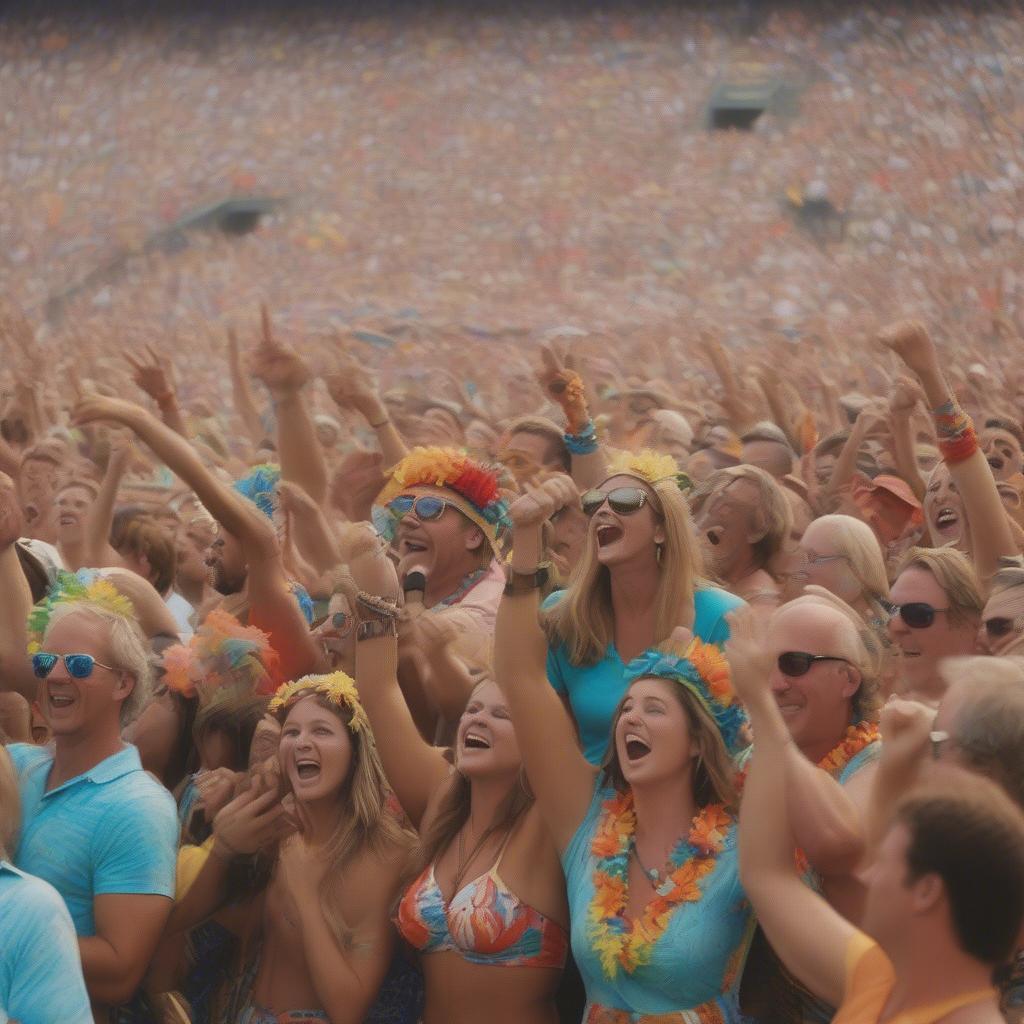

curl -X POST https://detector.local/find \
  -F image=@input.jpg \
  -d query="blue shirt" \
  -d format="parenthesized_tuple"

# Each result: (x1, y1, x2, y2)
(0, 861, 93, 1024)
(546, 586, 745, 764)
(7, 743, 178, 936)
(562, 779, 753, 1018)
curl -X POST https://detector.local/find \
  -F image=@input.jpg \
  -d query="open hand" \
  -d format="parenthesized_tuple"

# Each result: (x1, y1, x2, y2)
(250, 305, 310, 398)
(125, 344, 175, 403)
(723, 608, 774, 710)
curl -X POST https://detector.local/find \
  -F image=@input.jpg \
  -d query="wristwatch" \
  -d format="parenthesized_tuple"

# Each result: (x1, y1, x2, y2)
(503, 563, 551, 596)
(356, 618, 398, 642)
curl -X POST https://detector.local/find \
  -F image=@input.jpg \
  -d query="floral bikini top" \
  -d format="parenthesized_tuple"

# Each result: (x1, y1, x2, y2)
(395, 831, 568, 969)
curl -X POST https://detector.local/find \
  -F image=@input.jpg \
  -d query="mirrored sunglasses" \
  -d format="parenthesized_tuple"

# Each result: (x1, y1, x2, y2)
(581, 486, 649, 518)
(32, 652, 116, 680)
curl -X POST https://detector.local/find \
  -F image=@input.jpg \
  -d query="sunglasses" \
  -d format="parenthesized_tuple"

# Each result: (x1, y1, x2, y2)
(777, 651, 850, 677)
(32, 652, 117, 680)
(388, 495, 452, 522)
(984, 616, 1019, 639)
(890, 603, 950, 629)
(581, 487, 650, 518)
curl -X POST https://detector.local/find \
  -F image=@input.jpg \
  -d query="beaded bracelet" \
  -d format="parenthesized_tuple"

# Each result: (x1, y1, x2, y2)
(932, 401, 971, 439)
(356, 592, 399, 618)
(938, 425, 978, 465)
(565, 419, 599, 455)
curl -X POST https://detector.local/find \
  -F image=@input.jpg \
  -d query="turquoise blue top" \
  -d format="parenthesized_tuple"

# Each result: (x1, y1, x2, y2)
(0, 860, 93, 1024)
(561, 779, 753, 1019)
(545, 586, 745, 764)
(7, 742, 177, 936)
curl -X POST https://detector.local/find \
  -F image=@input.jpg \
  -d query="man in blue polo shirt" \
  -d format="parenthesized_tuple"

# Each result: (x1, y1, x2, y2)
(6, 594, 177, 1016)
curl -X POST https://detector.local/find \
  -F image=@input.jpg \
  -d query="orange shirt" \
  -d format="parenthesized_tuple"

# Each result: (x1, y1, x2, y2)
(834, 932, 996, 1024)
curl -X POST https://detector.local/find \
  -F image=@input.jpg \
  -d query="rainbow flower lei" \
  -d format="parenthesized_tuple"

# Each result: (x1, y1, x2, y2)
(589, 790, 733, 978)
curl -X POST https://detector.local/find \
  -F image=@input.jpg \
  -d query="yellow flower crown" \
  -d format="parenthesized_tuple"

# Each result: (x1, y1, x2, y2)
(27, 571, 136, 655)
(268, 671, 369, 734)
(605, 448, 680, 485)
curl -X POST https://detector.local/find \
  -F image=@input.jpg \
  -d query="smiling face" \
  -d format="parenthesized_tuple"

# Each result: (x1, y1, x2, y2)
(394, 486, 486, 581)
(980, 427, 1023, 482)
(278, 695, 353, 803)
(54, 484, 94, 545)
(767, 603, 861, 760)
(923, 464, 968, 552)
(38, 613, 133, 738)
(888, 567, 977, 691)
(588, 475, 665, 569)
(454, 679, 521, 780)
(311, 591, 356, 672)
(612, 677, 696, 788)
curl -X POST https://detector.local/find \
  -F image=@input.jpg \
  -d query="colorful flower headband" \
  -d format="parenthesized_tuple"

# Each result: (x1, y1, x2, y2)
(374, 446, 511, 552)
(268, 671, 369, 734)
(623, 638, 748, 756)
(162, 609, 280, 700)
(234, 463, 281, 519)
(27, 570, 136, 654)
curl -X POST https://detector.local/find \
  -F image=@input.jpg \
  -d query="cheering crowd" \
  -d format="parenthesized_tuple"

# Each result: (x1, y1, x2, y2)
(0, 303, 1022, 1024)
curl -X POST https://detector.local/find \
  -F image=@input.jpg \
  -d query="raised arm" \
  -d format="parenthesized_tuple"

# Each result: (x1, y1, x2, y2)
(730, 611, 854, 1009)
(71, 395, 321, 680)
(347, 541, 449, 828)
(879, 320, 1017, 582)
(0, 474, 35, 699)
(251, 307, 328, 507)
(81, 434, 132, 568)
(124, 345, 189, 439)
(536, 344, 608, 490)
(888, 377, 927, 502)
(325, 353, 409, 470)
(277, 481, 344, 575)
(822, 403, 887, 498)
(495, 476, 597, 853)
(227, 328, 266, 449)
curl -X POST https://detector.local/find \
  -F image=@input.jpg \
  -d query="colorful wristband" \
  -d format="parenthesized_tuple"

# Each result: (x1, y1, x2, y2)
(564, 419, 598, 455)
(938, 425, 978, 464)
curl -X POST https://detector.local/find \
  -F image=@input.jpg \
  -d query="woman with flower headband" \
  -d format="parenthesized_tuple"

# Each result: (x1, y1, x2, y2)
(164, 672, 420, 1024)
(494, 476, 754, 1021)
(339, 540, 569, 1024)
(540, 446, 743, 766)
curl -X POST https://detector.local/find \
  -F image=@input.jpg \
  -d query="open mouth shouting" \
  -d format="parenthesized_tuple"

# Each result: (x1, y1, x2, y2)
(595, 523, 624, 548)
(462, 730, 492, 751)
(932, 507, 960, 540)
(624, 732, 651, 761)
(293, 757, 322, 785)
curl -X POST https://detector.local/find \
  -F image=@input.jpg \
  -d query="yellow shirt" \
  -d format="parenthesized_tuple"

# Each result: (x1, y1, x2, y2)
(833, 931, 996, 1024)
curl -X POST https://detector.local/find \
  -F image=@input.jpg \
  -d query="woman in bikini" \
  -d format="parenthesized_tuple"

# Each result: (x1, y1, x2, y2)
(348, 543, 568, 1024)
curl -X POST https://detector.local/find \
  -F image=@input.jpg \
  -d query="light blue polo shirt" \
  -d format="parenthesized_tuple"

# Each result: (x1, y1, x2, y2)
(545, 586, 746, 764)
(6, 742, 177, 936)
(0, 860, 93, 1024)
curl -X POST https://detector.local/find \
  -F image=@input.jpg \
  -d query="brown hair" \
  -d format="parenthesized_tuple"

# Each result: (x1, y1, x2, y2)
(193, 694, 270, 773)
(504, 416, 571, 472)
(897, 777, 1024, 966)
(115, 518, 178, 596)
(894, 547, 984, 627)
(602, 678, 740, 812)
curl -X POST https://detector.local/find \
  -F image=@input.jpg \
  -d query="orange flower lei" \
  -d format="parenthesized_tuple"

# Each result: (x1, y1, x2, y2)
(589, 790, 733, 978)
(795, 721, 880, 877)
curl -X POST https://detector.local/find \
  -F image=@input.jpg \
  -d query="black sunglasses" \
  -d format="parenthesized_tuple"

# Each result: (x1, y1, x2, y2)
(777, 651, 850, 677)
(891, 603, 950, 630)
(581, 486, 650, 518)
(32, 652, 117, 680)
(388, 495, 451, 522)
(984, 616, 1018, 639)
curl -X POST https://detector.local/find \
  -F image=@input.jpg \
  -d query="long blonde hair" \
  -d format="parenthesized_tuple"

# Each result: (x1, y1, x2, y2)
(543, 475, 706, 665)
(808, 514, 891, 622)
(277, 695, 412, 948)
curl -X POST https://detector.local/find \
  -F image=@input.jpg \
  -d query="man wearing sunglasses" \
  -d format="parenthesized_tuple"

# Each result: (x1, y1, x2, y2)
(5, 601, 177, 1017)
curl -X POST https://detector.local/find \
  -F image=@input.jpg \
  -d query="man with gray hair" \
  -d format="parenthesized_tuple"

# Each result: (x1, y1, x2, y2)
(5, 590, 177, 1017)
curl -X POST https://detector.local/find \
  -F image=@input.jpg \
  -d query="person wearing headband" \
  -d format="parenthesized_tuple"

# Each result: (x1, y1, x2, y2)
(542, 450, 743, 766)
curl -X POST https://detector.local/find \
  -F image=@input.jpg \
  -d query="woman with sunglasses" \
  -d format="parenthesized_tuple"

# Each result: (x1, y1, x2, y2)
(542, 449, 742, 765)
(888, 547, 983, 707)
(493, 476, 753, 1021)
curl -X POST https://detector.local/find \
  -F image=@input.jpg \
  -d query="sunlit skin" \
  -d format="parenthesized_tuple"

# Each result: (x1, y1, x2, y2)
(975, 585, 1024, 656)
(588, 475, 665, 570)
(54, 483, 94, 548)
(766, 604, 861, 764)
(793, 519, 868, 614)
(453, 679, 522, 781)
(205, 526, 247, 596)
(887, 568, 978, 703)
(979, 427, 1023, 482)
(548, 503, 588, 578)
(613, 677, 696, 788)
(311, 591, 356, 673)
(278, 694, 353, 805)
(923, 463, 968, 553)
(857, 822, 919, 953)
(37, 615, 133, 738)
